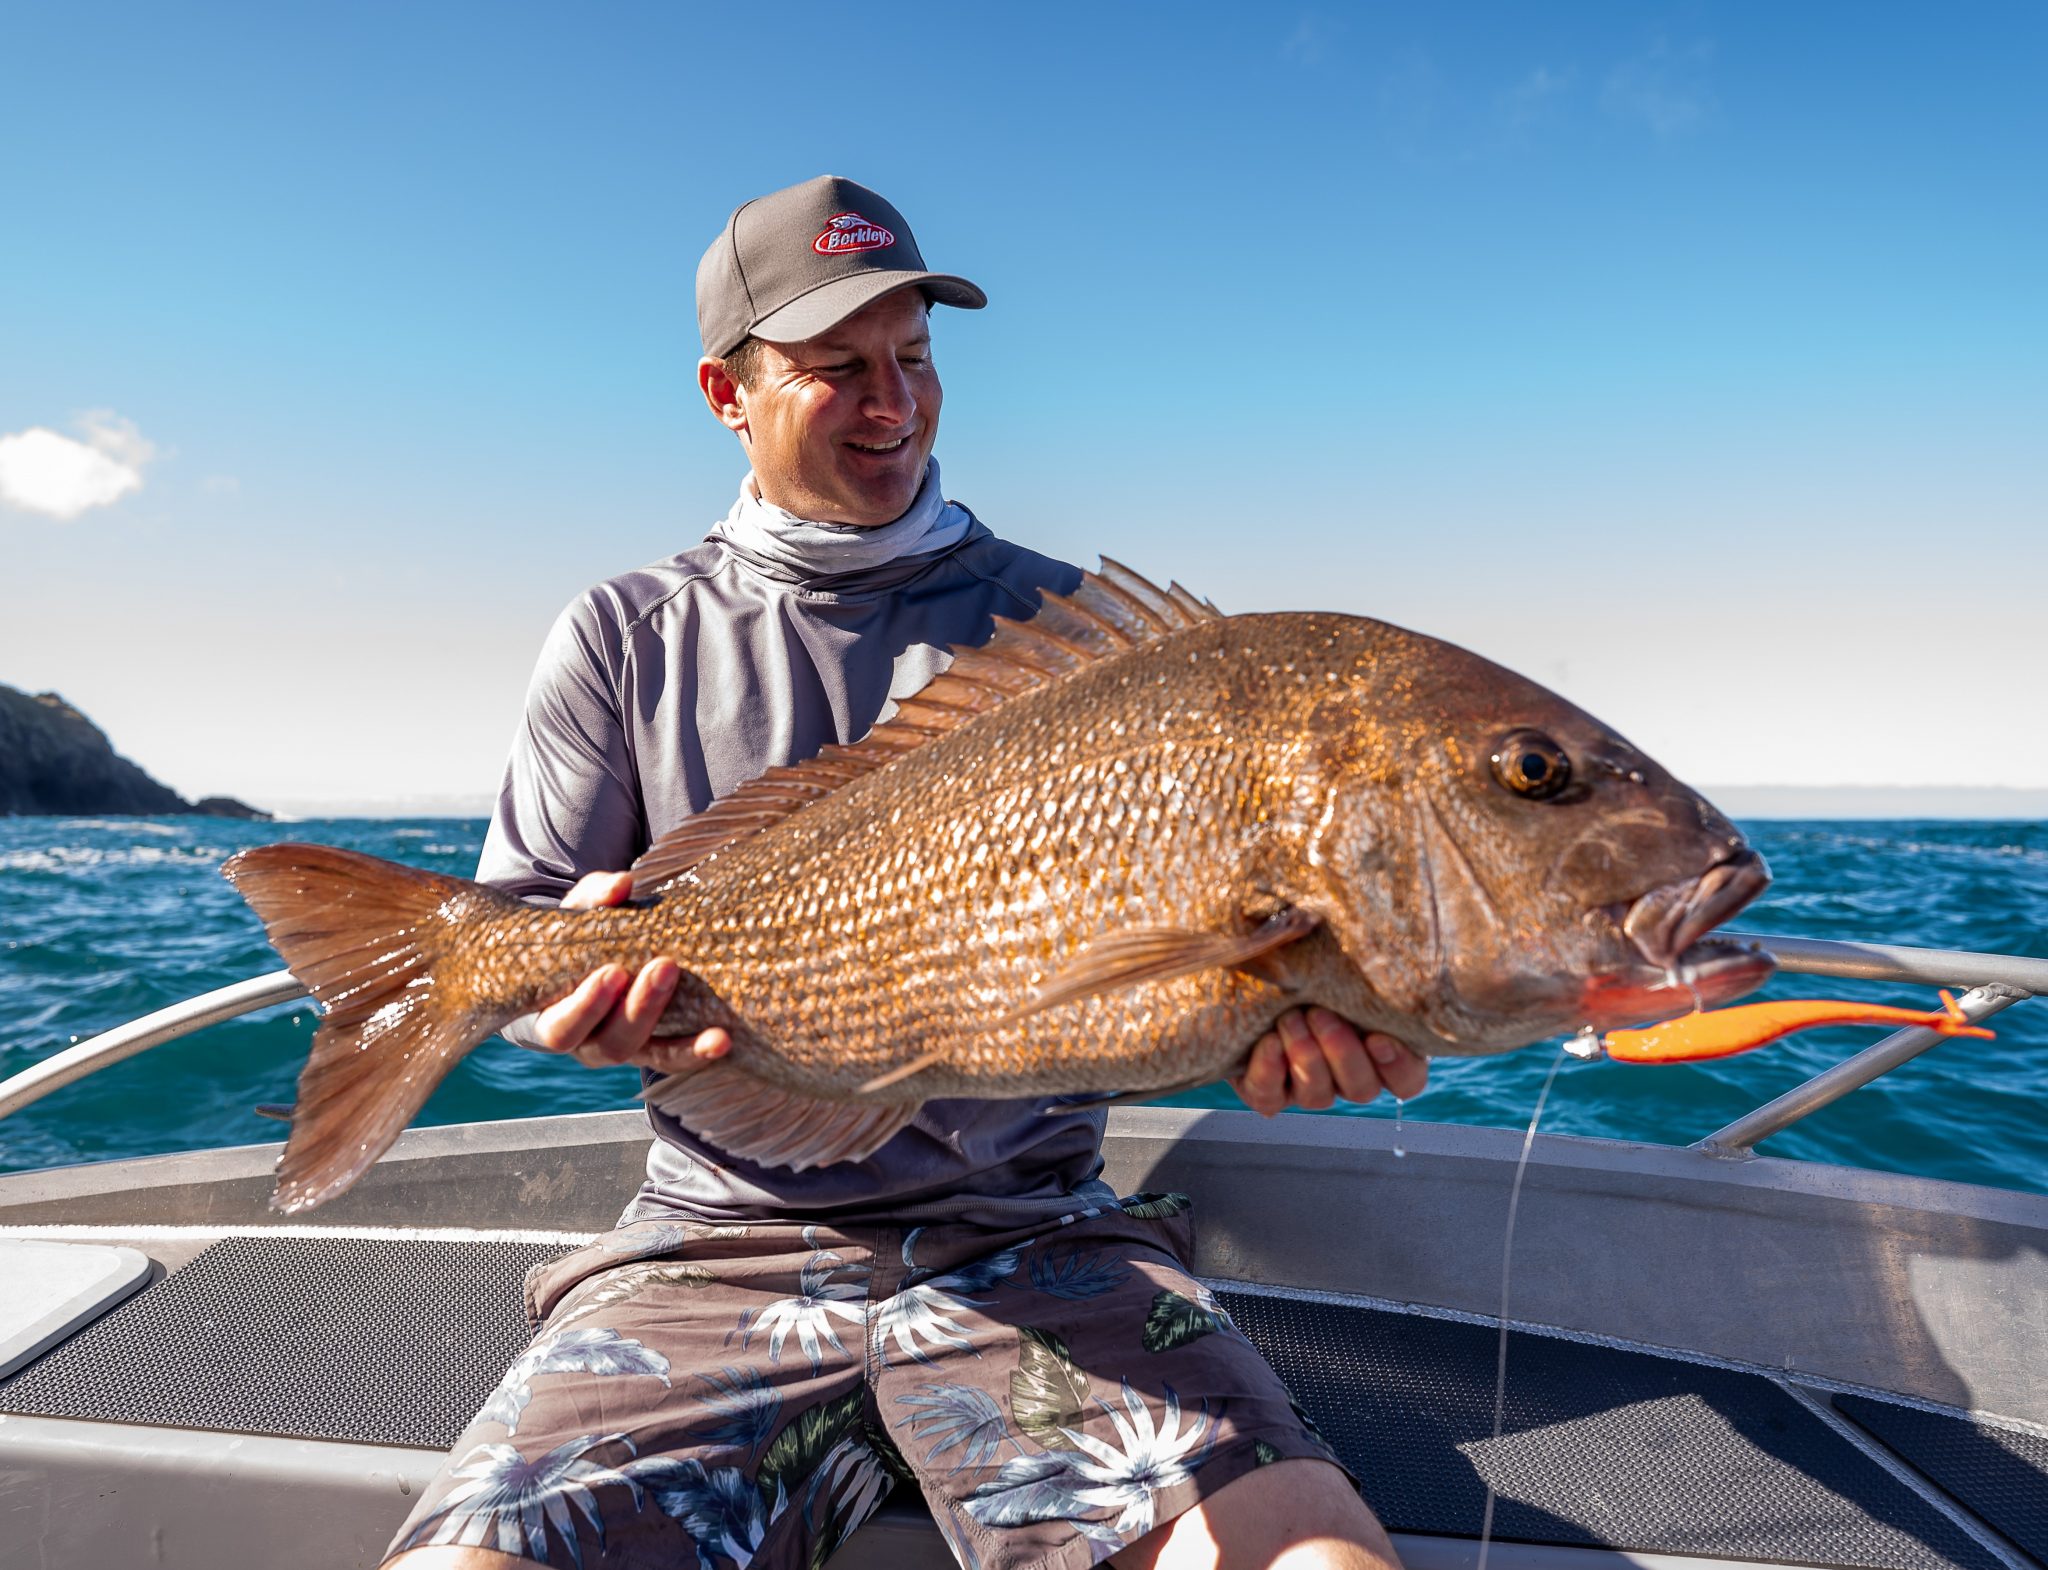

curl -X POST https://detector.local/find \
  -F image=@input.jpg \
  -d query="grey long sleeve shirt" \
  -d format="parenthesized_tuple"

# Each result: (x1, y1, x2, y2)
(478, 507, 1115, 1227)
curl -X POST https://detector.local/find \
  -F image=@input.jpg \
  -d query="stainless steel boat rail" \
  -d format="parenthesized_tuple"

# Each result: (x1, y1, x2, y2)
(0, 930, 2039, 1152)
(1697, 933, 2042, 1155)
(1723, 931, 2048, 994)
(0, 970, 303, 1122)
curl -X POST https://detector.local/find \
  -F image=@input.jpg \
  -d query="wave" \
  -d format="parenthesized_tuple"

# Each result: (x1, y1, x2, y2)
(1, 814, 2042, 1194)
(0, 845, 231, 872)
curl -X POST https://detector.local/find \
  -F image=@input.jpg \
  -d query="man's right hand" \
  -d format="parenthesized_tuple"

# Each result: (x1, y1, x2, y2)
(531, 871, 733, 1073)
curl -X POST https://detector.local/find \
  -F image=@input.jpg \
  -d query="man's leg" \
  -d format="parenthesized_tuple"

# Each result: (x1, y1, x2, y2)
(873, 1191, 1387, 1570)
(382, 1218, 886, 1570)
(1113, 1458, 1403, 1570)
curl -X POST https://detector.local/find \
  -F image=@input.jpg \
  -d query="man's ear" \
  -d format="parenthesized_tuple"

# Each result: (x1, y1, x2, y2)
(698, 357, 749, 438)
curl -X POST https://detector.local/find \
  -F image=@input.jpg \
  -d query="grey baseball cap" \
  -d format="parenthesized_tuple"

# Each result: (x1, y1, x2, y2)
(696, 175, 987, 358)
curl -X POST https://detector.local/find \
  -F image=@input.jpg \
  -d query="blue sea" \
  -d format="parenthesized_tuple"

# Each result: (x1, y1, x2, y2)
(1, 817, 2043, 1194)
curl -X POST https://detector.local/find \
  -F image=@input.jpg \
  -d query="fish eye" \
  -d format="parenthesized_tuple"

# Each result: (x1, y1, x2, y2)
(1491, 730, 1573, 801)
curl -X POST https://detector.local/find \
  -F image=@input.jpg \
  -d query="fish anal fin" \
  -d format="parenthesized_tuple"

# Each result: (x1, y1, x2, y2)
(640, 1061, 920, 1171)
(629, 562, 1224, 896)
(1009, 908, 1319, 1022)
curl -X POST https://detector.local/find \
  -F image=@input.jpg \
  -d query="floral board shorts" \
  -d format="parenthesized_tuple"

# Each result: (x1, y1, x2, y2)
(384, 1191, 1347, 1570)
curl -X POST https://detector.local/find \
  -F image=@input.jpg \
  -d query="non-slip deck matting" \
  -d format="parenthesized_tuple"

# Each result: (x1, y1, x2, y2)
(1216, 1288, 2005, 1570)
(1836, 1394, 2048, 1566)
(0, 1235, 2031, 1570)
(0, 1234, 564, 1450)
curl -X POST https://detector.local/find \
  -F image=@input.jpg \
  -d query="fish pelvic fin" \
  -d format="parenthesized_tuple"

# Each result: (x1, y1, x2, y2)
(640, 1061, 920, 1171)
(222, 844, 525, 1214)
(1006, 908, 1320, 1022)
(628, 560, 1225, 897)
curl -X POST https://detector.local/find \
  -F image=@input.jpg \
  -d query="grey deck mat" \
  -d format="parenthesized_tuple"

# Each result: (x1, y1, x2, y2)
(1835, 1394, 2048, 1566)
(1213, 1288, 2003, 1570)
(0, 1234, 2019, 1570)
(0, 1234, 564, 1450)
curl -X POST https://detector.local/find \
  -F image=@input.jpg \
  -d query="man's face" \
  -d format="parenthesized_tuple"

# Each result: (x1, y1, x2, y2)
(709, 288, 942, 527)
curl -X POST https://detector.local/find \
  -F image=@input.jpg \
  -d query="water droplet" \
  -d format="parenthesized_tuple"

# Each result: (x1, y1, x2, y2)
(1392, 1098, 1406, 1158)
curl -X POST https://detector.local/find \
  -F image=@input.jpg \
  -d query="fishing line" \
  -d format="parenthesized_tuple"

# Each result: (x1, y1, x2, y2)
(1475, 1041, 1570, 1570)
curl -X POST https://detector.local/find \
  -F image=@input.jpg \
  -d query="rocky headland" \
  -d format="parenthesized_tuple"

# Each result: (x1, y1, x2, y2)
(0, 684, 269, 819)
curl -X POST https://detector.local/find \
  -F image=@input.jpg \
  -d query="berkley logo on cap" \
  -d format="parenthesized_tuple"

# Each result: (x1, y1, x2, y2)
(813, 211, 897, 257)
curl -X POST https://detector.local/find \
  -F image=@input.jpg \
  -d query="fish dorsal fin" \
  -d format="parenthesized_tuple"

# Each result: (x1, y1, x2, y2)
(629, 560, 1222, 896)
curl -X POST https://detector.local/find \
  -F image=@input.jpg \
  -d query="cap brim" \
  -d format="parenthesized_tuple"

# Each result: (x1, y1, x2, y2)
(748, 270, 987, 348)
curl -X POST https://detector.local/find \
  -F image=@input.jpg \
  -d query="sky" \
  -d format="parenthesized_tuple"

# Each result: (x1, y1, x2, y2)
(1, 2, 2042, 813)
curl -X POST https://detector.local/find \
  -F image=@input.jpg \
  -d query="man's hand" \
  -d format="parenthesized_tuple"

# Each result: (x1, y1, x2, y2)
(530, 871, 733, 1073)
(1228, 1007, 1426, 1116)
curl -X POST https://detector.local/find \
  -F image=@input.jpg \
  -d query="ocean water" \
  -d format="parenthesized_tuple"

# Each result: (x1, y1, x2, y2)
(1, 816, 2043, 1195)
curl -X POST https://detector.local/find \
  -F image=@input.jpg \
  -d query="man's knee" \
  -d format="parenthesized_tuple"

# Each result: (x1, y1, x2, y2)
(382, 1547, 551, 1569)
(1115, 1457, 1402, 1570)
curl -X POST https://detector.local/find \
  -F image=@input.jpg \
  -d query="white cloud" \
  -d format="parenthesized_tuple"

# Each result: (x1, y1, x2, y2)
(0, 410, 158, 521)
(1602, 40, 1716, 137)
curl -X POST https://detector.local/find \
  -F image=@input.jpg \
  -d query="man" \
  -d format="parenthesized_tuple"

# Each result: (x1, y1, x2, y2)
(386, 176, 1425, 1570)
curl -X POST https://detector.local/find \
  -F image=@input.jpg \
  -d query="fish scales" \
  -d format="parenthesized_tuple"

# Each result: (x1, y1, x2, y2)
(633, 616, 1314, 1096)
(221, 563, 1775, 1211)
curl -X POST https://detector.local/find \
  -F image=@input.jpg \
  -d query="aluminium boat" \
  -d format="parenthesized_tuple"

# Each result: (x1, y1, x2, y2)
(0, 932, 2043, 1570)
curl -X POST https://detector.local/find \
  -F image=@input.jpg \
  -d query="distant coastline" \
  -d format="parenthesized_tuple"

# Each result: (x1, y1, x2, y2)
(245, 786, 2048, 822)
(262, 792, 500, 821)
(8, 683, 2032, 824)
(1704, 786, 2048, 820)
(0, 684, 268, 820)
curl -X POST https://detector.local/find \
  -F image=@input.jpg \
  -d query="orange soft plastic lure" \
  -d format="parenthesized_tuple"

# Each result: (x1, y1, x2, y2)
(1602, 989, 1994, 1063)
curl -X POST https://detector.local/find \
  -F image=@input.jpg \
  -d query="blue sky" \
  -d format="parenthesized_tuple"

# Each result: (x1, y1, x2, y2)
(1, 2, 2041, 809)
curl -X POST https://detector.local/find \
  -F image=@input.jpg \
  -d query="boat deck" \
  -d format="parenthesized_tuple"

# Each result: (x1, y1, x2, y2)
(3, 1226, 2040, 1570)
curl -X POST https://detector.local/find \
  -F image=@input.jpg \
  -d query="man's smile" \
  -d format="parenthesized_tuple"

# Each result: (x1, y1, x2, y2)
(709, 288, 941, 523)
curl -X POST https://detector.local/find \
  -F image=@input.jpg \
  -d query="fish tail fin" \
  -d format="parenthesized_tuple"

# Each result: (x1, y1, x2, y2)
(222, 843, 526, 1214)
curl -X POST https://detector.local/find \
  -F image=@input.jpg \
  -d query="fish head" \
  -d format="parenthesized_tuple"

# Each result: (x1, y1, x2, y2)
(1299, 624, 1774, 1053)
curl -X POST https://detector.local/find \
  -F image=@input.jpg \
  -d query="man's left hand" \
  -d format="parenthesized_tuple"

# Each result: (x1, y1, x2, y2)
(1228, 1007, 1427, 1116)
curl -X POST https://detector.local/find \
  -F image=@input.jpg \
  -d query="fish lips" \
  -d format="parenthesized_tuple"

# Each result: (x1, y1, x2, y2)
(1623, 848, 1770, 970)
(1581, 850, 1776, 1028)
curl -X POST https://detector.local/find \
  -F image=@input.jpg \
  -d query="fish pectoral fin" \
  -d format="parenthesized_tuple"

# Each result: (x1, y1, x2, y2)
(642, 1060, 919, 1172)
(855, 1050, 946, 1094)
(1010, 908, 1320, 1021)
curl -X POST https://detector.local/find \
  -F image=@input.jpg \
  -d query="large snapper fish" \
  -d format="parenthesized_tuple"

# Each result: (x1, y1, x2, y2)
(225, 562, 1771, 1213)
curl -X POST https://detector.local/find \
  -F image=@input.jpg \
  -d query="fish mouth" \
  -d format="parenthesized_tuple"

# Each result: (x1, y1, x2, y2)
(1622, 848, 1770, 970)
(1579, 850, 1776, 1028)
